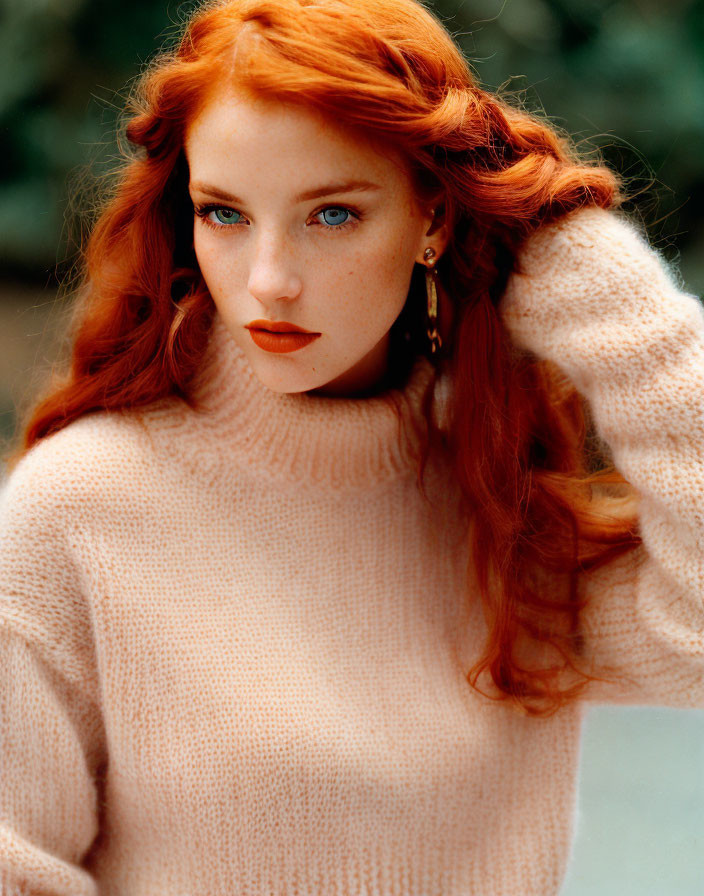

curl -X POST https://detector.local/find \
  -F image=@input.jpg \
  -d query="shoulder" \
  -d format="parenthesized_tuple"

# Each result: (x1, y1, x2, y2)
(0, 414, 149, 693)
(1, 409, 160, 532)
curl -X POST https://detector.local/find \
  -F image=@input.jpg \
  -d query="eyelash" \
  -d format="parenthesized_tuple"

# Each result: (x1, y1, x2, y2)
(193, 203, 361, 233)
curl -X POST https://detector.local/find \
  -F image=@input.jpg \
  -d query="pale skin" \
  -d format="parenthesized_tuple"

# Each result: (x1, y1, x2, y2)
(184, 90, 449, 397)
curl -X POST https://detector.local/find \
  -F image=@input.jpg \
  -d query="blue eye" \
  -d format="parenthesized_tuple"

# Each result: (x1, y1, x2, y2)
(211, 208, 241, 225)
(319, 207, 351, 226)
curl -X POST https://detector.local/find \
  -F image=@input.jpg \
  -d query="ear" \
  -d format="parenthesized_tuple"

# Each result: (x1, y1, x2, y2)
(415, 202, 450, 265)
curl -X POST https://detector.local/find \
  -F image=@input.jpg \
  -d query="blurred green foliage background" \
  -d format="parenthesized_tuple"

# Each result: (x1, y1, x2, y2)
(2, 0, 703, 290)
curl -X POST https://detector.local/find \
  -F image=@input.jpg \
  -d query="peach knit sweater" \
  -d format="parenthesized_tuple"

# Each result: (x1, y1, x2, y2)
(1, 208, 703, 896)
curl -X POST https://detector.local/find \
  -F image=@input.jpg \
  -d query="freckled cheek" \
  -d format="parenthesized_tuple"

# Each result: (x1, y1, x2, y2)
(331, 255, 408, 328)
(194, 240, 242, 296)
(354, 227, 406, 275)
(372, 238, 417, 297)
(193, 236, 216, 281)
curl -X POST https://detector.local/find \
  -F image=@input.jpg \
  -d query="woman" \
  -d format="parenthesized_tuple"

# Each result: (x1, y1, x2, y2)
(1, 0, 702, 893)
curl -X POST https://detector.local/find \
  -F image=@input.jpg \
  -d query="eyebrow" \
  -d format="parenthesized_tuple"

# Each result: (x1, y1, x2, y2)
(189, 179, 383, 204)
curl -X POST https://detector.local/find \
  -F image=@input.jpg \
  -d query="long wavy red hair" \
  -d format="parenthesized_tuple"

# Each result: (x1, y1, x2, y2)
(13, 0, 640, 714)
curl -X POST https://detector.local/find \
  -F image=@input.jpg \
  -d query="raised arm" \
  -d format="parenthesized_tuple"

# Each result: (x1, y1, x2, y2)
(500, 207, 704, 706)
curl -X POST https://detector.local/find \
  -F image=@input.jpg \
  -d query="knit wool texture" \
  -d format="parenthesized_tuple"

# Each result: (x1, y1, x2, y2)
(1, 208, 703, 895)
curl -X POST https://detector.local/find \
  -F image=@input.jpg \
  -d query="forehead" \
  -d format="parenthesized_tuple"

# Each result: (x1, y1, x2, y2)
(184, 90, 412, 189)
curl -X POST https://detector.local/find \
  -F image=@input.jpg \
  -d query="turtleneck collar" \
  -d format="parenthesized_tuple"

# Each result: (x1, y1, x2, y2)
(152, 314, 451, 492)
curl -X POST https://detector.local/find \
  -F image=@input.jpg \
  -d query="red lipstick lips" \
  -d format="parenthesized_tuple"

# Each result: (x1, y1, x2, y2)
(245, 319, 321, 354)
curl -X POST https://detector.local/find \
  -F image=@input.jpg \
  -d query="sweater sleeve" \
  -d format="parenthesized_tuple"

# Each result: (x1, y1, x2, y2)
(500, 207, 704, 706)
(0, 448, 104, 896)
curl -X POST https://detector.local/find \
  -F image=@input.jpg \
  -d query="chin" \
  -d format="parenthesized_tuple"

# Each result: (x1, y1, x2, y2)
(248, 361, 327, 395)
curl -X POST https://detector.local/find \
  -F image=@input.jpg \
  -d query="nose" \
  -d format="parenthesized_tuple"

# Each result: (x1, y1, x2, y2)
(247, 232, 303, 306)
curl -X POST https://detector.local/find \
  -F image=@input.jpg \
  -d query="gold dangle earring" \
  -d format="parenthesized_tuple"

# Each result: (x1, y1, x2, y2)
(423, 247, 442, 354)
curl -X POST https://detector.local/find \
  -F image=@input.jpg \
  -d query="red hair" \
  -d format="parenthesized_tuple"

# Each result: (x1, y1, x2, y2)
(13, 0, 640, 714)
